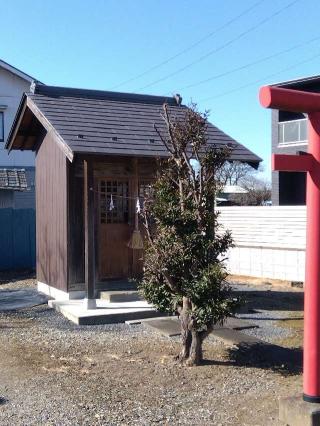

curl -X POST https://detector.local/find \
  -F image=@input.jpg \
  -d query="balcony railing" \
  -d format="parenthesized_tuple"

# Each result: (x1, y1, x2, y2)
(278, 118, 307, 146)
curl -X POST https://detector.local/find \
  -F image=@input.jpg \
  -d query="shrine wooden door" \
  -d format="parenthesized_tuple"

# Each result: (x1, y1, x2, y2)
(98, 179, 131, 280)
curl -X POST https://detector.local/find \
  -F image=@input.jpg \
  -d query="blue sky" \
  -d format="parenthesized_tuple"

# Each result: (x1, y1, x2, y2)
(1, 0, 320, 179)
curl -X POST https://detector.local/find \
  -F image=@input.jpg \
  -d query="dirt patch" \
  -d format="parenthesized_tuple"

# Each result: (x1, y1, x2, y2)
(0, 327, 301, 425)
(229, 274, 300, 289)
(274, 312, 304, 348)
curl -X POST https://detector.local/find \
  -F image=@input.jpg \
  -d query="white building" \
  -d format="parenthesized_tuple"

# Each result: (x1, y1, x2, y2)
(0, 60, 41, 269)
(0, 60, 39, 166)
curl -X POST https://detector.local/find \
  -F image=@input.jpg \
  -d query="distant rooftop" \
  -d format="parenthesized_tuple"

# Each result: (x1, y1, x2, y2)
(0, 169, 28, 191)
(222, 185, 248, 194)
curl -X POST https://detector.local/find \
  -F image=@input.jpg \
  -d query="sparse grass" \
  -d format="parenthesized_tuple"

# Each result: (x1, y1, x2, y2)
(274, 312, 303, 348)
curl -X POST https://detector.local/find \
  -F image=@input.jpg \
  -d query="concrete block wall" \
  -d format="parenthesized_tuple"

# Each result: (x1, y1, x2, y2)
(219, 206, 306, 282)
(226, 245, 305, 281)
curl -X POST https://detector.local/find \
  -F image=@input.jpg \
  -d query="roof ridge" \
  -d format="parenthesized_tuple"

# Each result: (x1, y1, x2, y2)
(31, 84, 182, 106)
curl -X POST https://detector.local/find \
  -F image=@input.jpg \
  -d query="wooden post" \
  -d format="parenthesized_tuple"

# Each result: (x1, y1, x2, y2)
(133, 158, 139, 230)
(83, 158, 96, 309)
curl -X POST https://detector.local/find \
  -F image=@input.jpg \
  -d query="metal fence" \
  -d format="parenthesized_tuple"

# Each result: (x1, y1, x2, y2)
(0, 208, 36, 270)
(218, 206, 306, 281)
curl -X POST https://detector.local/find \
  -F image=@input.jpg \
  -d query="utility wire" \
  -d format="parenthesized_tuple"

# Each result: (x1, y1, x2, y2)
(177, 35, 320, 91)
(110, 0, 265, 90)
(198, 51, 320, 103)
(138, 0, 300, 91)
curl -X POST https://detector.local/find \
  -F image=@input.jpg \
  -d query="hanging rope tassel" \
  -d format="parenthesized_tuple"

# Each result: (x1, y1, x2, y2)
(136, 197, 141, 213)
(128, 160, 144, 251)
(128, 196, 144, 250)
(109, 194, 115, 211)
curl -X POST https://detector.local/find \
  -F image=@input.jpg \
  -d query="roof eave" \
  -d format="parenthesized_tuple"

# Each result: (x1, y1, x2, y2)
(5, 93, 28, 151)
(26, 98, 74, 162)
(0, 59, 42, 84)
(6, 95, 74, 162)
(270, 74, 320, 88)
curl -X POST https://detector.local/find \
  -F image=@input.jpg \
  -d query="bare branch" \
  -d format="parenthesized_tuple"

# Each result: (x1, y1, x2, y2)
(154, 123, 174, 155)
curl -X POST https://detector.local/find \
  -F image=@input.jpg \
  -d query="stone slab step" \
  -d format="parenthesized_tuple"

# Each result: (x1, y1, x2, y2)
(125, 316, 172, 325)
(143, 318, 181, 337)
(211, 328, 262, 346)
(140, 316, 258, 338)
(217, 316, 258, 330)
(99, 290, 142, 303)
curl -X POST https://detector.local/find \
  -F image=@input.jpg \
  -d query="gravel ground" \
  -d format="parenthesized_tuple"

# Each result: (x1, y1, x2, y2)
(0, 276, 303, 425)
(231, 281, 303, 344)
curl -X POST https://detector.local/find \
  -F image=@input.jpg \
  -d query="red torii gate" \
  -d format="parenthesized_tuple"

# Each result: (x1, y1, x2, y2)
(260, 85, 320, 403)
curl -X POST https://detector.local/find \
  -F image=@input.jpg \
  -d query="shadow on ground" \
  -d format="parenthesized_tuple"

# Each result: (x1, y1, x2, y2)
(202, 343, 302, 377)
(234, 289, 304, 312)
(233, 342, 301, 375)
(0, 270, 35, 285)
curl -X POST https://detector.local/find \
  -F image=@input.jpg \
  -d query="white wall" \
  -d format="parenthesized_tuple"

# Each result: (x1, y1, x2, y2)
(219, 206, 306, 282)
(0, 67, 34, 167)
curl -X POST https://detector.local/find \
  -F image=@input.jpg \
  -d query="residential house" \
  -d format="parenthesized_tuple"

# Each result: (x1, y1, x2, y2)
(6, 84, 261, 301)
(271, 75, 320, 205)
(218, 185, 248, 205)
(0, 60, 41, 269)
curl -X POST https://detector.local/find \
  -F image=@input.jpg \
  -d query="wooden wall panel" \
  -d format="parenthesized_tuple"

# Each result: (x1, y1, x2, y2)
(36, 131, 68, 291)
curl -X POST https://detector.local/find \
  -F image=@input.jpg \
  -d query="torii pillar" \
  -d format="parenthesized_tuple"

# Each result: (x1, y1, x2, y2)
(260, 85, 320, 424)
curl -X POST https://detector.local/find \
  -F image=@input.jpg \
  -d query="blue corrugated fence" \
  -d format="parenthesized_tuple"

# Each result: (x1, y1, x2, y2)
(0, 208, 36, 270)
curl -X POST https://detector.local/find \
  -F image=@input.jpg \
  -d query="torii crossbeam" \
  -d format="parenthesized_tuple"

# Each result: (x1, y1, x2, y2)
(260, 85, 320, 403)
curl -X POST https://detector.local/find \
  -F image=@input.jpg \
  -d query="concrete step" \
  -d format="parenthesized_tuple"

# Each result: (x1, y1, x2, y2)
(99, 290, 142, 303)
(48, 299, 159, 325)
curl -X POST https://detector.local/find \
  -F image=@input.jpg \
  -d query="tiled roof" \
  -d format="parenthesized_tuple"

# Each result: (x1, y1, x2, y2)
(10, 84, 262, 165)
(0, 169, 28, 190)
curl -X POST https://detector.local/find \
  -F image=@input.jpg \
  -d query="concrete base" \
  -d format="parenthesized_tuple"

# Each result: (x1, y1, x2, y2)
(48, 299, 159, 325)
(279, 395, 320, 426)
(38, 281, 85, 301)
(83, 298, 97, 309)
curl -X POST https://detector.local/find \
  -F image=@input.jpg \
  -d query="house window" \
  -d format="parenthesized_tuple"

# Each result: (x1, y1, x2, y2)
(278, 119, 307, 146)
(0, 112, 4, 142)
(279, 171, 306, 205)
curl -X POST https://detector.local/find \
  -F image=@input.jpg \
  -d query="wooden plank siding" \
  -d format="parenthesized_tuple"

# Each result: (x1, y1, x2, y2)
(36, 131, 68, 291)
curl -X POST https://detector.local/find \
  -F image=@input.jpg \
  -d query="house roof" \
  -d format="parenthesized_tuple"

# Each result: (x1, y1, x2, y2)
(7, 84, 261, 166)
(271, 74, 320, 90)
(222, 185, 248, 194)
(0, 59, 41, 84)
(0, 169, 28, 191)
